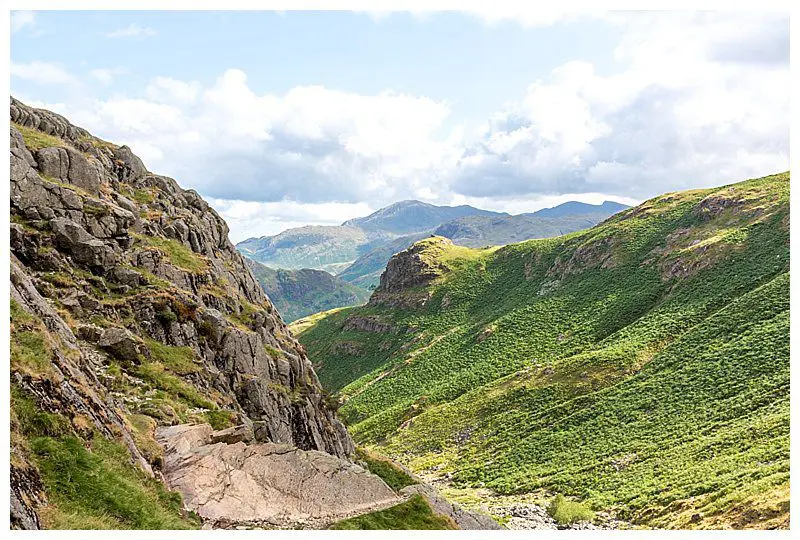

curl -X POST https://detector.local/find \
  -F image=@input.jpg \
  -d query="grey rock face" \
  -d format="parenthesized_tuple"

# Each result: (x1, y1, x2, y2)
(342, 315, 396, 333)
(368, 236, 451, 308)
(98, 327, 144, 364)
(156, 424, 398, 528)
(51, 218, 118, 270)
(10, 97, 359, 529)
(113, 145, 147, 182)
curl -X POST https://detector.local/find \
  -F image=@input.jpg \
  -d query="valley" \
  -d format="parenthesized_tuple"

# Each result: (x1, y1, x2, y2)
(238, 197, 629, 319)
(293, 172, 790, 529)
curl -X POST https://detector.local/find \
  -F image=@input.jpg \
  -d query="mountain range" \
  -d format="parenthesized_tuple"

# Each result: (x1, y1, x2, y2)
(11, 97, 788, 531)
(238, 199, 630, 294)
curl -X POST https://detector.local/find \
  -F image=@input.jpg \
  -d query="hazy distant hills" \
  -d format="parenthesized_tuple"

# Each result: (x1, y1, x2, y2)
(342, 200, 504, 234)
(237, 199, 631, 298)
(434, 212, 613, 249)
(527, 200, 629, 218)
(237, 200, 629, 285)
(245, 258, 370, 322)
(237, 225, 389, 275)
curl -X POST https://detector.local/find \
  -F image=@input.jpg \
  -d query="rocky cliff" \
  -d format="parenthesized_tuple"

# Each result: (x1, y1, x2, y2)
(9, 97, 364, 528)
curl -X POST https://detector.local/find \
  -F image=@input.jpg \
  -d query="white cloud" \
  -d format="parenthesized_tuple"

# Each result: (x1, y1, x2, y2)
(11, 11, 36, 33)
(451, 12, 789, 200)
(21, 12, 788, 239)
(145, 77, 203, 104)
(89, 67, 126, 86)
(208, 199, 375, 242)
(104, 24, 156, 39)
(11, 61, 77, 86)
(58, 68, 460, 207)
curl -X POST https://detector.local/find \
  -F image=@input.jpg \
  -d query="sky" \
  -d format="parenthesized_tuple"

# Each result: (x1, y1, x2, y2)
(10, 9, 790, 242)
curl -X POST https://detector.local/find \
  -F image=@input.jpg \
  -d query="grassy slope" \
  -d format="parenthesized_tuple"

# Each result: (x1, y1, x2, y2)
(329, 495, 458, 530)
(295, 172, 790, 529)
(247, 259, 370, 322)
(11, 348, 199, 530)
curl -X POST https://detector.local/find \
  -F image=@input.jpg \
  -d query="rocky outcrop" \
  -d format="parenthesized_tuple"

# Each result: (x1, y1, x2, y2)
(9, 97, 358, 528)
(156, 424, 399, 528)
(368, 236, 452, 308)
(342, 315, 396, 334)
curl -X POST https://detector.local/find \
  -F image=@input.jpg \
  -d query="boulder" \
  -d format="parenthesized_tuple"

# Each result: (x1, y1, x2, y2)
(156, 424, 399, 528)
(65, 147, 101, 196)
(51, 218, 117, 270)
(98, 327, 144, 364)
(209, 424, 254, 445)
(36, 147, 69, 179)
(113, 145, 146, 182)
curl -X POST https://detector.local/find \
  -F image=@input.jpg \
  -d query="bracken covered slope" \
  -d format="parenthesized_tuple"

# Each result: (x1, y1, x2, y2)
(294, 172, 790, 529)
(9, 97, 355, 528)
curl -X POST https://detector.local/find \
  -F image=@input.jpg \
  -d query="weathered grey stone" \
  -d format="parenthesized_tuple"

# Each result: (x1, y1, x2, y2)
(65, 147, 101, 196)
(51, 218, 117, 270)
(76, 324, 104, 343)
(209, 424, 254, 445)
(36, 147, 69, 179)
(111, 266, 144, 287)
(114, 193, 137, 213)
(113, 145, 146, 182)
(98, 327, 143, 364)
(157, 424, 399, 528)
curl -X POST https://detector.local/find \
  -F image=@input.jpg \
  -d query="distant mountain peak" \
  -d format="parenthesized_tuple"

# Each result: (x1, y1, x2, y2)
(529, 200, 630, 219)
(342, 200, 503, 234)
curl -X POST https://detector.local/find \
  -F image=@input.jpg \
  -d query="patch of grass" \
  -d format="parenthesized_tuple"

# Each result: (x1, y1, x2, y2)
(125, 414, 163, 467)
(11, 300, 56, 377)
(11, 330, 52, 375)
(131, 188, 155, 205)
(205, 409, 236, 430)
(80, 135, 118, 151)
(40, 272, 77, 289)
(11, 386, 71, 438)
(548, 494, 594, 525)
(31, 435, 199, 530)
(144, 339, 199, 375)
(135, 234, 208, 274)
(329, 495, 457, 530)
(134, 362, 215, 410)
(356, 447, 417, 492)
(263, 344, 284, 359)
(12, 121, 69, 151)
(289, 307, 348, 335)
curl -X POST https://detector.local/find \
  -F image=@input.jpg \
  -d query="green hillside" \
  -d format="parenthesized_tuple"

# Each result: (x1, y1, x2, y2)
(246, 258, 370, 322)
(292, 172, 790, 529)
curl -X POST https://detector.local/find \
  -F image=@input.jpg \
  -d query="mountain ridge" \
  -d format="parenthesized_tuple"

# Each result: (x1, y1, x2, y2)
(236, 201, 630, 289)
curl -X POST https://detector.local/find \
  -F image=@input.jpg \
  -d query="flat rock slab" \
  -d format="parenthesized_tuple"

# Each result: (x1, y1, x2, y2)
(156, 424, 399, 528)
